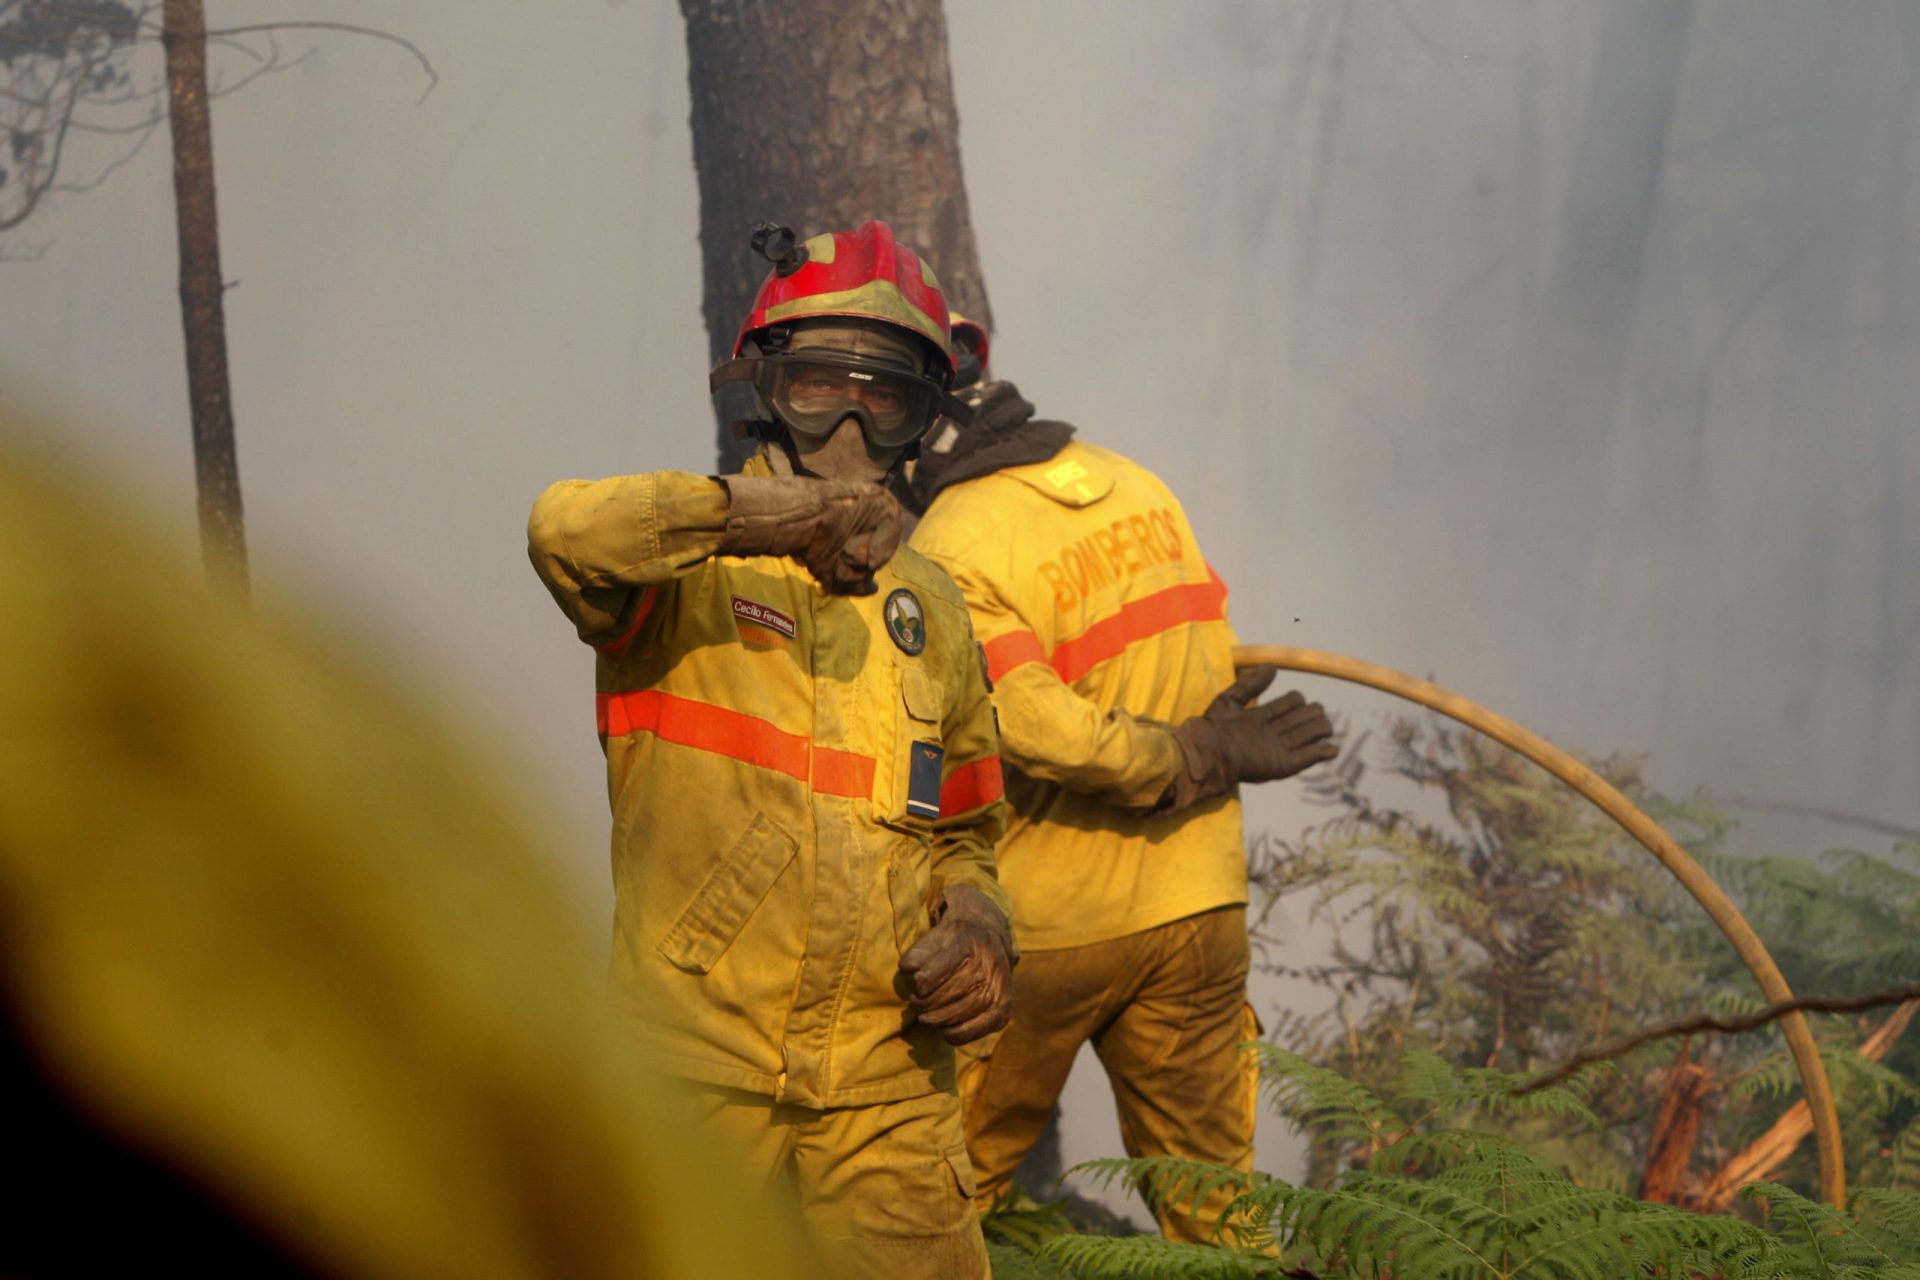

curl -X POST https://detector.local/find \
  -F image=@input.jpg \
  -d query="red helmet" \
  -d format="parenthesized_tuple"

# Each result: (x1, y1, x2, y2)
(712, 221, 968, 447)
(733, 220, 955, 379)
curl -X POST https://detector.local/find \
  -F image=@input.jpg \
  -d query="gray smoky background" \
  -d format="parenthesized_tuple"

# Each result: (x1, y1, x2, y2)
(3, 0, 1916, 1223)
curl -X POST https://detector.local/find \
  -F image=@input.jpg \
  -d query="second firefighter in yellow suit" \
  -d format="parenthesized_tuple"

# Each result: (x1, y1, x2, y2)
(907, 319, 1337, 1242)
(529, 224, 1012, 1278)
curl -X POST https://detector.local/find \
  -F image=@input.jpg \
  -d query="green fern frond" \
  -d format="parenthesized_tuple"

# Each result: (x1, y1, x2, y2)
(1888, 1116, 1920, 1190)
(1849, 1187, 1920, 1249)
(980, 1193, 1082, 1254)
(1040, 1234, 1269, 1279)
(1705, 989, 1775, 1019)
(1818, 847, 1920, 901)
(1252, 1044, 1399, 1145)
(1377, 1047, 1605, 1141)
(1723, 1031, 1917, 1110)
(1828, 1045, 1920, 1111)
(1267, 1176, 1508, 1278)
(1729, 1049, 1805, 1104)
(1744, 1182, 1913, 1270)
(1451, 1065, 1607, 1130)
(986, 1240, 1074, 1280)
(1259, 1127, 1781, 1279)
(1067, 1156, 1262, 1232)
(1392, 1042, 1463, 1107)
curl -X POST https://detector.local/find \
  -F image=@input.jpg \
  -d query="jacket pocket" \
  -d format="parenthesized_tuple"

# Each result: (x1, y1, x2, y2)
(944, 1144, 979, 1201)
(888, 837, 933, 956)
(656, 812, 798, 974)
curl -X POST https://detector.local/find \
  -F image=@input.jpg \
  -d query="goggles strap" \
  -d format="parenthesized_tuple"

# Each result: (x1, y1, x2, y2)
(935, 392, 977, 427)
(708, 356, 759, 395)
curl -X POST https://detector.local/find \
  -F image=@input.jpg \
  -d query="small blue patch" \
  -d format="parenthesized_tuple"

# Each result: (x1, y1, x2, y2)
(906, 740, 946, 820)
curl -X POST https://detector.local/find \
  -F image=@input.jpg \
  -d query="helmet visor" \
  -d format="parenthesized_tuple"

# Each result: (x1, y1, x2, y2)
(761, 355, 941, 448)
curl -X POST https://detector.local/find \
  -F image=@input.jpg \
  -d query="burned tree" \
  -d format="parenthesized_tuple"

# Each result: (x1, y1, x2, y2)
(162, 0, 245, 593)
(680, 0, 992, 467)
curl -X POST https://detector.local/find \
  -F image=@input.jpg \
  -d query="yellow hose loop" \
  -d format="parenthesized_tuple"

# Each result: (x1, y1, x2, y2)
(1233, 644, 1845, 1208)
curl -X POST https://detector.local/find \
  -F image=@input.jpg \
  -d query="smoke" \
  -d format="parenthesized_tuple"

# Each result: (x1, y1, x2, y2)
(1, 0, 1913, 1223)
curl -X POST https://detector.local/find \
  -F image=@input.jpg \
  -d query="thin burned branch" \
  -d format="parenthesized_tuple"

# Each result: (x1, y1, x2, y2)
(3, 5, 429, 245)
(1518, 982, 1920, 1095)
(133, 18, 437, 101)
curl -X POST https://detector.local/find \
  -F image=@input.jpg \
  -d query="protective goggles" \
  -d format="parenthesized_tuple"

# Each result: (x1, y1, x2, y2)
(710, 351, 970, 449)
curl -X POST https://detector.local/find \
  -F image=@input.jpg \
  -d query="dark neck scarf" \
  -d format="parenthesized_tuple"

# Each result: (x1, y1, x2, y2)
(906, 380, 1075, 513)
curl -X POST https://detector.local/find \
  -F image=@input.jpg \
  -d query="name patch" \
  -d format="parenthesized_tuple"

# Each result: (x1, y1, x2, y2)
(731, 596, 797, 638)
(906, 740, 946, 820)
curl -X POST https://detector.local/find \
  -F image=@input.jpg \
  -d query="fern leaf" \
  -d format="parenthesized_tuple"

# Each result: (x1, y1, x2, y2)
(1040, 1234, 1268, 1279)
(1888, 1117, 1920, 1191)
(1066, 1156, 1262, 1238)
(1845, 1188, 1920, 1259)
(986, 1241, 1074, 1280)
(980, 1194, 1081, 1254)
(1744, 1182, 1911, 1269)
(1269, 1176, 1503, 1278)
(1252, 1044, 1400, 1146)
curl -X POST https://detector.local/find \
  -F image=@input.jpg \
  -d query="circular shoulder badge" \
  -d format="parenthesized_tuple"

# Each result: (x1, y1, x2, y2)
(883, 587, 927, 656)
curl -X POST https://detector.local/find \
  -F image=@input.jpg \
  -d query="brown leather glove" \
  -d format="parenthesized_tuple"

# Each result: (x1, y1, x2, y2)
(1162, 664, 1337, 812)
(899, 883, 1015, 1045)
(716, 474, 902, 595)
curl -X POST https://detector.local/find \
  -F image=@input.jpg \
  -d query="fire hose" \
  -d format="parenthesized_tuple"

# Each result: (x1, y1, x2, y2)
(1233, 644, 1846, 1208)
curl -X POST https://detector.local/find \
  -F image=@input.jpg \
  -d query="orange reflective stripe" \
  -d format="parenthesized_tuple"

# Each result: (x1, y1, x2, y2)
(811, 747, 878, 799)
(598, 586, 660, 656)
(597, 689, 876, 798)
(982, 630, 1046, 682)
(940, 754, 1004, 817)
(598, 689, 809, 776)
(1050, 571, 1228, 683)
(995, 568, 1229, 687)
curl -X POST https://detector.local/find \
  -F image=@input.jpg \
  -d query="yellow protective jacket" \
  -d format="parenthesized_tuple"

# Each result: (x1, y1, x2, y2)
(910, 438, 1246, 952)
(529, 450, 1009, 1108)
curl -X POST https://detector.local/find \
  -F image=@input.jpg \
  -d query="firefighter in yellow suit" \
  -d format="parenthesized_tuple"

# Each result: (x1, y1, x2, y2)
(528, 224, 1013, 1278)
(907, 319, 1338, 1243)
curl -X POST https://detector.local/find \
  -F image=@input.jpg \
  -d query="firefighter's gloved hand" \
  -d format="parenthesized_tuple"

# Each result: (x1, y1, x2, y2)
(1162, 664, 1337, 811)
(716, 474, 902, 595)
(900, 884, 1015, 1046)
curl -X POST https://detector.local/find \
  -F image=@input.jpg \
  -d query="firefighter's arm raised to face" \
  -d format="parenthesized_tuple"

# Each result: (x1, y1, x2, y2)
(527, 472, 728, 648)
(930, 552, 1185, 813)
(529, 468, 904, 644)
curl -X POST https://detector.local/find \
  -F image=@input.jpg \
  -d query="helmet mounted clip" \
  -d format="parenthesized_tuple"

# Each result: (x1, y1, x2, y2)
(750, 222, 809, 277)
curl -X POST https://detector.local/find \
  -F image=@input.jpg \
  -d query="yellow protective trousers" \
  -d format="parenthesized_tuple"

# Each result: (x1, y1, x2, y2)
(685, 1085, 989, 1280)
(957, 907, 1260, 1244)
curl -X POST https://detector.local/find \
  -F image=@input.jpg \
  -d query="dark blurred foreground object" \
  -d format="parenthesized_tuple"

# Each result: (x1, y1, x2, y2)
(0, 426, 826, 1279)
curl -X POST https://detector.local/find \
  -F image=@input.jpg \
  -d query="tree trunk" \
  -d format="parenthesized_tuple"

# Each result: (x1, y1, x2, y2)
(680, 0, 993, 468)
(1692, 999, 1920, 1212)
(1640, 1050, 1713, 1203)
(163, 0, 248, 595)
